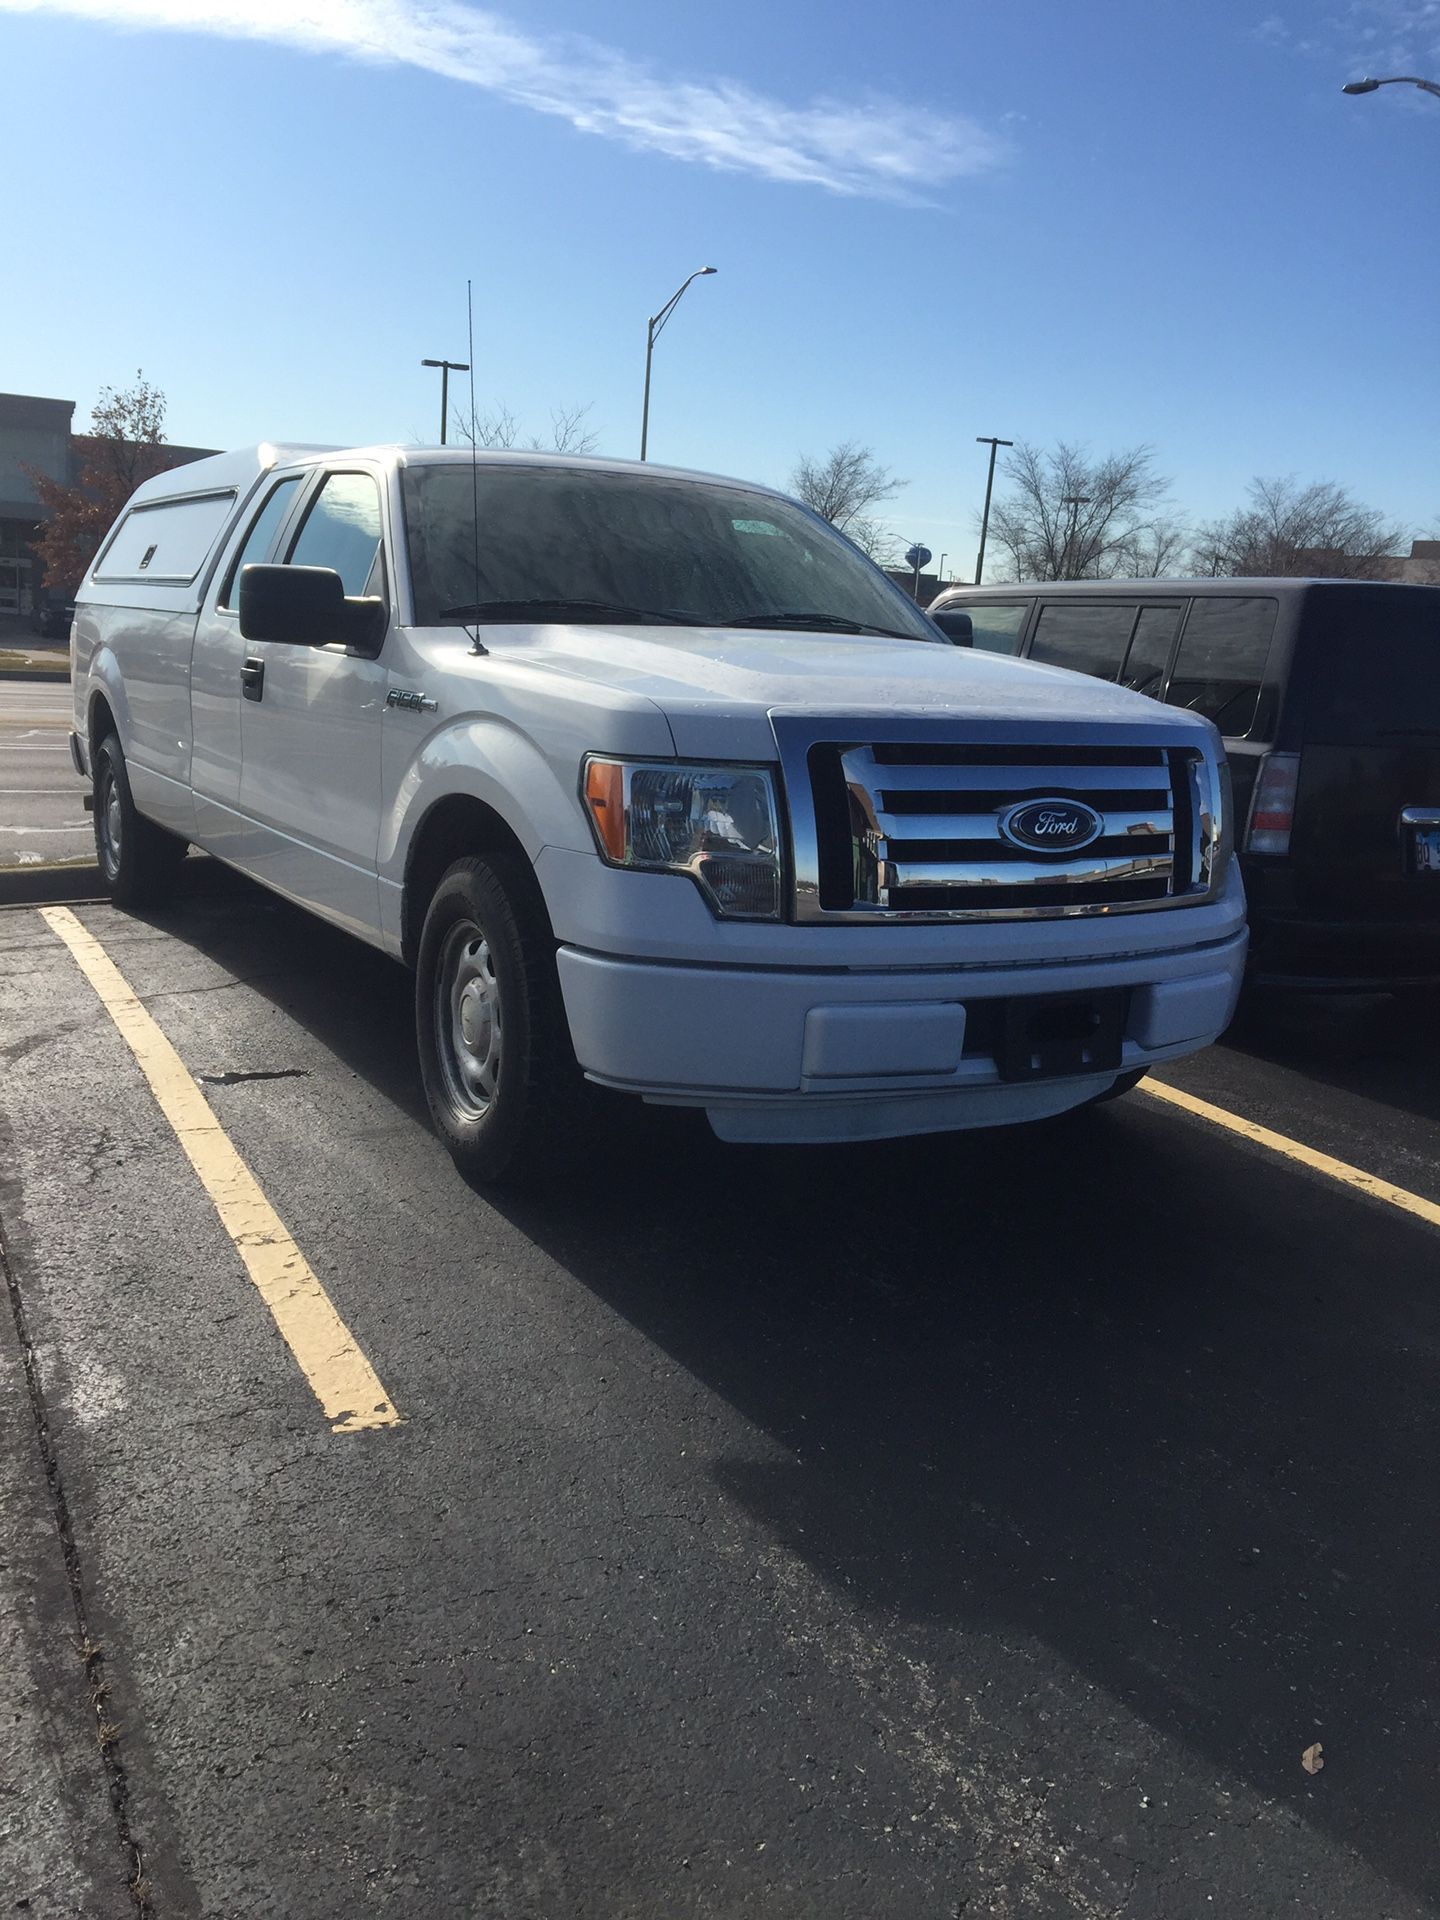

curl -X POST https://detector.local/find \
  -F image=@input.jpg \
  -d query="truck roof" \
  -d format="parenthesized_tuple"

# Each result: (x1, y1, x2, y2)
(126, 442, 793, 506)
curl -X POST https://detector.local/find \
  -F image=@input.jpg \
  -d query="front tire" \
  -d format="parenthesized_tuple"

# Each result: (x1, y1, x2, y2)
(415, 855, 590, 1185)
(92, 733, 187, 908)
(1086, 1066, 1149, 1106)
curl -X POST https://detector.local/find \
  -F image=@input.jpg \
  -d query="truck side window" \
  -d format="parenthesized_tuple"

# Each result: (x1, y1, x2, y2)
(1166, 597, 1278, 737)
(219, 475, 303, 608)
(1119, 605, 1181, 697)
(1029, 602, 1136, 680)
(286, 472, 384, 597)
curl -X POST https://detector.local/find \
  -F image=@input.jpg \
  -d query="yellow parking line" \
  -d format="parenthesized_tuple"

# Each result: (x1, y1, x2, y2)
(1140, 1076, 1440, 1234)
(39, 906, 401, 1433)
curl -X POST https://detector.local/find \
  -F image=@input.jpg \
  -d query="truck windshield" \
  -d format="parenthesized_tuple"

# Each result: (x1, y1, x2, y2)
(401, 463, 937, 640)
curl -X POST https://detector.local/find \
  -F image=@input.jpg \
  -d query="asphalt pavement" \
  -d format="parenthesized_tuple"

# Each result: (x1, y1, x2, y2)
(3, 869, 1440, 1918)
(0, 674, 92, 873)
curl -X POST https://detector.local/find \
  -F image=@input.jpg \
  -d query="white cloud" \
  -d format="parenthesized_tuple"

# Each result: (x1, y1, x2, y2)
(0, 0, 1008, 200)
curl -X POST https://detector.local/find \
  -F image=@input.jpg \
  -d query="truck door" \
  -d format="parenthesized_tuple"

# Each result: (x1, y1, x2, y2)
(236, 469, 390, 942)
(191, 471, 306, 854)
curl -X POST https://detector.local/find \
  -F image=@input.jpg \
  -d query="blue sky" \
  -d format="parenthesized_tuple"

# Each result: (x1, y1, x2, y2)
(3, 0, 1437, 567)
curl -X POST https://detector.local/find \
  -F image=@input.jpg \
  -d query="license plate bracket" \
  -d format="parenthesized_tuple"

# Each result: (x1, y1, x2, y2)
(997, 989, 1129, 1083)
(1404, 819, 1440, 876)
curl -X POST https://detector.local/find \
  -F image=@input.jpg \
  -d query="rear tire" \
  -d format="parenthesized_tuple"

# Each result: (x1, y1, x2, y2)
(415, 854, 592, 1186)
(92, 733, 187, 908)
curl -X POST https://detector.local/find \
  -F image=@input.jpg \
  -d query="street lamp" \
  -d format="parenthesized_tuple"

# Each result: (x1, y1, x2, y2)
(1343, 74, 1440, 99)
(421, 358, 470, 446)
(974, 436, 1013, 584)
(639, 267, 717, 462)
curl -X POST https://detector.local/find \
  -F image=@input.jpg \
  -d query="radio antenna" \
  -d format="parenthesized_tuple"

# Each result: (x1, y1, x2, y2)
(466, 277, 487, 656)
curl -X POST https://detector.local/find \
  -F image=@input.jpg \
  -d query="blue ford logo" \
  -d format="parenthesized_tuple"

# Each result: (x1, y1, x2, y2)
(1000, 797, 1104, 853)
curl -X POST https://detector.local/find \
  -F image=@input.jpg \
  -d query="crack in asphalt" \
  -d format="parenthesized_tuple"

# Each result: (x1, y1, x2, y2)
(0, 1215, 155, 1916)
(194, 1068, 311, 1087)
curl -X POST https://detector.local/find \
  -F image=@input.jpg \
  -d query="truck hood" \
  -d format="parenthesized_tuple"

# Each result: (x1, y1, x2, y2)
(452, 624, 1215, 760)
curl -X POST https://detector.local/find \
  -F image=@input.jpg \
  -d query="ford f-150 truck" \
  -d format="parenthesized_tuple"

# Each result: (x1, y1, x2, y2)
(71, 444, 1246, 1181)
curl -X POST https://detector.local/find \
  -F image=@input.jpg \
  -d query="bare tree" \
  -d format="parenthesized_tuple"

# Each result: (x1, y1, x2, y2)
(1193, 476, 1406, 579)
(1110, 516, 1191, 579)
(450, 400, 599, 455)
(790, 442, 905, 561)
(986, 442, 1173, 581)
(543, 403, 599, 456)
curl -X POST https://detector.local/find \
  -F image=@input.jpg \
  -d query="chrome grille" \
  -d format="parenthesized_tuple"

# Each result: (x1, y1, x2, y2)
(784, 730, 1222, 922)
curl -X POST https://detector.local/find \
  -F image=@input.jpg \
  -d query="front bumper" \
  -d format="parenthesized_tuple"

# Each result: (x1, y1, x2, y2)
(556, 926, 1248, 1144)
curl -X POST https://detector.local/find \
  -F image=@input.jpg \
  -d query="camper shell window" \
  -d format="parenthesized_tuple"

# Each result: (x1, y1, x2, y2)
(93, 489, 237, 586)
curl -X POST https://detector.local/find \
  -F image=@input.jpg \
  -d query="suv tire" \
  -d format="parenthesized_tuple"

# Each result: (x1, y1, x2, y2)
(415, 854, 591, 1186)
(93, 733, 188, 908)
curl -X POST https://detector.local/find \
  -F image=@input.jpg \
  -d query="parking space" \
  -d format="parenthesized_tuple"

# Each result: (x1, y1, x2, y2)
(0, 675, 92, 873)
(4, 870, 1440, 1916)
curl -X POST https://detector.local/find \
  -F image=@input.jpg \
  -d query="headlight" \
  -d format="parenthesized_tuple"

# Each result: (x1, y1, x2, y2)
(583, 756, 783, 920)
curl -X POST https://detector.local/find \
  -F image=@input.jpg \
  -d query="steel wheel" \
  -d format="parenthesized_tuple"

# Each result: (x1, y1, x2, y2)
(434, 917, 503, 1122)
(98, 757, 123, 878)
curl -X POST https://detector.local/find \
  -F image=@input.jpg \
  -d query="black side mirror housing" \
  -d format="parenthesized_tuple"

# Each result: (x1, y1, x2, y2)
(930, 608, 974, 647)
(238, 564, 385, 655)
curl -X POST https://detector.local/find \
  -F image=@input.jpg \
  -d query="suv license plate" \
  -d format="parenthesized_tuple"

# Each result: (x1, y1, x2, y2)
(998, 990, 1128, 1083)
(1409, 824, 1440, 875)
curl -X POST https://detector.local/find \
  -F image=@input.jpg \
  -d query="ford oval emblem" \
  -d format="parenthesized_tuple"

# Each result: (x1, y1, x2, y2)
(1000, 797, 1104, 853)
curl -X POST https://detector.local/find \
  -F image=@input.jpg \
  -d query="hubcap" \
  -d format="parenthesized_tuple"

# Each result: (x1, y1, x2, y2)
(99, 768, 122, 873)
(435, 919, 502, 1122)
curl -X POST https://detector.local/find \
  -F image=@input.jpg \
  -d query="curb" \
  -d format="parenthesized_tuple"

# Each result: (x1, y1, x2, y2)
(0, 670, 70, 684)
(0, 864, 103, 909)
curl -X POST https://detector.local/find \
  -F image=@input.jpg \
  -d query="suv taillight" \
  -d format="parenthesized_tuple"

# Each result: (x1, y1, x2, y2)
(1245, 751, 1301, 856)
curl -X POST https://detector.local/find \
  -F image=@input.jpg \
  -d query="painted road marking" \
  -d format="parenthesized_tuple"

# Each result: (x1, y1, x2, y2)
(39, 906, 401, 1433)
(1141, 1077, 1440, 1235)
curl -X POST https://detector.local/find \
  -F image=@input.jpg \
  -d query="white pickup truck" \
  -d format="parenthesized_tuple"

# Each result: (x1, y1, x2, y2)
(71, 444, 1246, 1180)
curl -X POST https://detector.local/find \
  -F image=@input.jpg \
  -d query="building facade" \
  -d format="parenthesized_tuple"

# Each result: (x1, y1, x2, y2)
(0, 392, 73, 613)
(0, 390, 217, 612)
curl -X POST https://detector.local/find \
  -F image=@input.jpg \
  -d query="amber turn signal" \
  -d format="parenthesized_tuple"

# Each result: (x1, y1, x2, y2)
(584, 758, 626, 863)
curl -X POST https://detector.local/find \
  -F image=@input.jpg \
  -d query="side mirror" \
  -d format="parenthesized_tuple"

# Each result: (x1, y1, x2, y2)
(238, 564, 384, 654)
(930, 608, 974, 647)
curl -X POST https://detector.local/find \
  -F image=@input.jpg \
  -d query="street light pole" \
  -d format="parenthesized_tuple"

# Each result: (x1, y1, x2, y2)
(974, 436, 1013, 584)
(640, 267, 717, 461)
(1343, 73, 1440, 99)
(1061, 494, 1092, 579)
(421, 357, 470, 445)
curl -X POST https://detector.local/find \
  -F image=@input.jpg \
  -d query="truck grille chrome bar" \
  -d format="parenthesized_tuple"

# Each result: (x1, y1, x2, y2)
(772, 719, 1223, 924)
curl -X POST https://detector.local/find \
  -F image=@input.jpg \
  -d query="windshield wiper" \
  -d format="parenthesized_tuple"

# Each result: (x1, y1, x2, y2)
(717, 610, 923, 640)
(435, 598, 701, 626)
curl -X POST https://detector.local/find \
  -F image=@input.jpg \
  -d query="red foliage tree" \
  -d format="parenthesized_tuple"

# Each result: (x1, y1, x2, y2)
(27, 374, 170, 595)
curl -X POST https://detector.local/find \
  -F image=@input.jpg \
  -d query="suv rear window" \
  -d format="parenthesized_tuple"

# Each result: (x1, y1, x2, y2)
(1166, 597, 1277, 737)
(1303, 593, 1440, 744)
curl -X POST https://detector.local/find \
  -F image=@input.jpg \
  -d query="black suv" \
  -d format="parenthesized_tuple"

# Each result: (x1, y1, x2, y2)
(31, 599, 75, 640)
(927, 579, 1440, 990)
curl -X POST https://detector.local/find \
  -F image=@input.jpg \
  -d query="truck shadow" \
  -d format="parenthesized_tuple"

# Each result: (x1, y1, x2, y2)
(142, 861, 1440, 1911)
(1223, 989, 1440, 1130)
